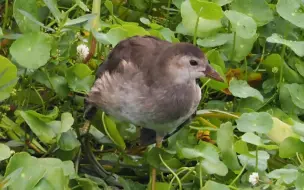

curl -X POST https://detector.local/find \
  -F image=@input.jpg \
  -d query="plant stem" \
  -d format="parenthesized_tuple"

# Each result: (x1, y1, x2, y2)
(193, 15, 200, 45)
(159, 154, 182, 190)
(229, 163, 247, 186)
(2, 0, 9, 28)
(230, 32, 236, 60)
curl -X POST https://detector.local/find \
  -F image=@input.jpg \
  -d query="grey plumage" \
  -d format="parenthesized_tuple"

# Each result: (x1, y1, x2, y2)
(85, 35, 223, 140)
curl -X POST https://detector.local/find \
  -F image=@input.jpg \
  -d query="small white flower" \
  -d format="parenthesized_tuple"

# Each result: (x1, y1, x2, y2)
(249, 172, 259, 186)
(77, 44, 89, 60)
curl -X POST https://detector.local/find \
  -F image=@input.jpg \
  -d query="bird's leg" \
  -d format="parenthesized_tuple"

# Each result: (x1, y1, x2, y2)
(151, 135, 163, 190)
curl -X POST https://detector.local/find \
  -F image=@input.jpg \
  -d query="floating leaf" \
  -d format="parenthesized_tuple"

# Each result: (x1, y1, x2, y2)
(229, 78, 264, 102)
(0, 144, 11, 161)
(0, 55, 18, 102)
(202, 180, 229, 190)
(267, 168, 298, 184)
(231, 0, 273, 26)
(13, 0, 39, 33)
(189, 0, 224, 20)
(197, 33, 232, 47)
(267, 33, 304, 57)
(224, 10, 257, 39)
(217, 122, 241, 170)
(277, 0, 304, 29)
(236, 112, 273, 134)
(10, 32, 52, 70)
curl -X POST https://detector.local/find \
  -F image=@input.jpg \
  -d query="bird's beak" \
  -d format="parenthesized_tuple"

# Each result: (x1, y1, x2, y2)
(204, 63, 225, 82)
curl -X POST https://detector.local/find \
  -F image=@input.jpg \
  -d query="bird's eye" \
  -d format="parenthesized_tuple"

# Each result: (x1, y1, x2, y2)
(189, 60, 198, 66)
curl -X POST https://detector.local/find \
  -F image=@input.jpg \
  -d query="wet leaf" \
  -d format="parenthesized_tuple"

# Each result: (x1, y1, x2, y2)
(267, 33, 304, 57)
(236, 112, 273, 134)
(229, 78, 264, 102)
(277, 0, 304, 29)
(231, 0, 273, 26)
(224, 10, 257, 39)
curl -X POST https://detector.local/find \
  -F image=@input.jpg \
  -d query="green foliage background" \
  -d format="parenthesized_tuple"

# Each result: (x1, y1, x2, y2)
(1, 0, 304, 189)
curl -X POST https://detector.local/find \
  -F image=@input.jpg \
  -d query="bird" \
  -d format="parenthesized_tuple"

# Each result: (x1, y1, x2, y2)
(84, 35, 224, 189)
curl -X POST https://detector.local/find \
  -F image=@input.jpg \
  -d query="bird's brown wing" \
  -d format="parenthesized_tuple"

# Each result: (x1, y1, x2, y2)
(95, 35, 171, 78)
(84, 35, 171, 120)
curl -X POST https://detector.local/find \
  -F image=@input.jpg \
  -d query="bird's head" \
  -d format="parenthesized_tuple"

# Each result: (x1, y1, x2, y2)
(159, 43, 224, 84)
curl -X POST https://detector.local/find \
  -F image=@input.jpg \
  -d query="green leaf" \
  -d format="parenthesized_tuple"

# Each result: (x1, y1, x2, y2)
(241, 132, 263, 146)
(13, 0, 39, 33)
(238, 151, 269, 171)
(217, 122, 241, 170)
(66, 64, 95, 93)
(58, 130, 81, 151)
(231, 0, 273, 26)
(267, 168, 298, 184)
(267, 117, 294, 144)
(0, 143, 11, 161)
(105, 0, 113, 14)
(267, 33, 304, 57)
(212, 0, 232, 6)
(64, 14, 96, 26)
(284, 83, 304, 109)
(19, 111, 56, 144)
(197, 33, 232, 47)
(0, 55, 18, 102)
(262, 54, 304, 84)
(189, 0, 224, 20)
(202, 180, 229, 190)
(10, 32, 52, 70)
(24, 106, 59, 122)
(224, 10, 257, 39)
(4, 152, 46, 190)
(0, 168, 23, 189)
(77, 178, 100, 190)
(42, 0, 62, 22)
(177, 141, 220, 161)
(221, 33, 258, 62)
(102, 113, 126, 150)
(60, 112, 74, 133)
(229, 78, 264, 102)
(200, 159, 228, 176)
(180, 1, 222, 38)
(234, 140, 249, 154)
(147, 147, 173, 168)
(76, 0, 89, 12)
(279, 137, 304, 158)
(280, 83, 304, 115)
(236, 112, 273, 134)
(277, 0, 304, 29)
